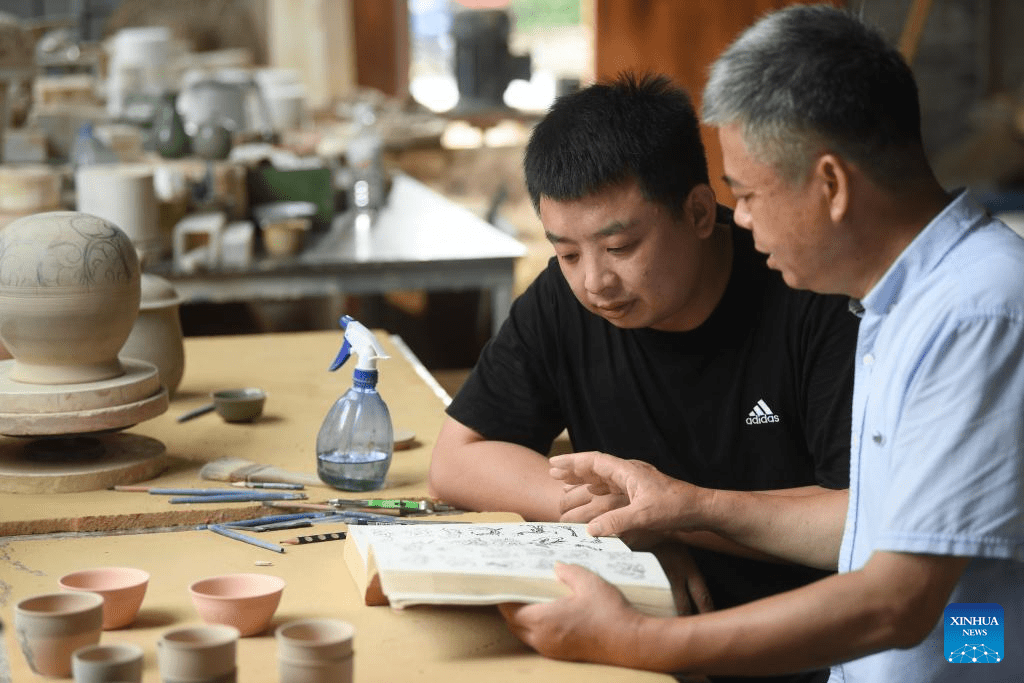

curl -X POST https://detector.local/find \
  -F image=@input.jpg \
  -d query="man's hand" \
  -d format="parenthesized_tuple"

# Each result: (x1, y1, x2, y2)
(651, 543, 714, 616)
(498, 562, 648, 666)
(557, 481, 629, 522)
(550, 451, 711, 538)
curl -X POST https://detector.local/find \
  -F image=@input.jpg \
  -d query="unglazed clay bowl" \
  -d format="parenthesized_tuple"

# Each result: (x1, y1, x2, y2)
(0, 211, 141, 385)
(59, 566, 150, 629)
(275, 618, 355, 663)
(72, 642, 145, 683)
(157, 624, 238, 682)
(14, 591, 103, 677)
(189, 573, 285, 636)
(212, 387, 266, 422)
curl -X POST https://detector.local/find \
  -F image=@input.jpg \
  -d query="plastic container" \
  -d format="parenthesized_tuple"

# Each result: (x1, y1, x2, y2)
(346, 103, 385, 211)
(316, 316, 393, 491)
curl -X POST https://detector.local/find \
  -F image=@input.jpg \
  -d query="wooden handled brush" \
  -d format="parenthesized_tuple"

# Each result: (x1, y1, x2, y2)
(199, 457, 325, 487)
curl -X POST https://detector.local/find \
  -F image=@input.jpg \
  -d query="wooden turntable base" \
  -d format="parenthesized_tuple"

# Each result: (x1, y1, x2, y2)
(0, 432, 169, 493)
(0, 358, 170, 492)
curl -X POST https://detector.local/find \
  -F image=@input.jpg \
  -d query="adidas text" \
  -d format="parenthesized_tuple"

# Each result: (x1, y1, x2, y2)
(745, 414, 780, 425)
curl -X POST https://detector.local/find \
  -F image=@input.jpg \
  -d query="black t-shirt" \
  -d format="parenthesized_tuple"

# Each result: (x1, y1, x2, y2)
(447, 218, 856, 682)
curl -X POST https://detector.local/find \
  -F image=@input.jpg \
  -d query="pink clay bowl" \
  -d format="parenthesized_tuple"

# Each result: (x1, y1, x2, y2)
(59, 566, 150, 630)
(189, 573, 286, 637)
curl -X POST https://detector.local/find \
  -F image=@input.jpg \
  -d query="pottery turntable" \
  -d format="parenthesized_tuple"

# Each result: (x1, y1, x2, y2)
(0, 211, 170, 493)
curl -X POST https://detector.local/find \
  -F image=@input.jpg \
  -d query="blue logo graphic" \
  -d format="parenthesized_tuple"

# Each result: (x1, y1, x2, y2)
(944, 603, 1003, 664)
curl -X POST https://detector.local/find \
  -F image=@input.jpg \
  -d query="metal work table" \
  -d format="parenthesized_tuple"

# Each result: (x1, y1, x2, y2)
(153, 174, 527, 336)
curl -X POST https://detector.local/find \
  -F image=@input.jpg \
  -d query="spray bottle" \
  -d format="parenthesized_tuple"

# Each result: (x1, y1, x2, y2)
(316, 315, 394, 490)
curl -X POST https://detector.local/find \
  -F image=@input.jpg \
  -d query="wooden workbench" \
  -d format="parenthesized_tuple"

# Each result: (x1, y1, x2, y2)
(0, 331, 450, 536)
(0, 331, 673, 682)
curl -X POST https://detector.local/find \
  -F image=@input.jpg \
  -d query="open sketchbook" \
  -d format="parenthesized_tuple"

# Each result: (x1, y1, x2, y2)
(343, 522, 677, 617)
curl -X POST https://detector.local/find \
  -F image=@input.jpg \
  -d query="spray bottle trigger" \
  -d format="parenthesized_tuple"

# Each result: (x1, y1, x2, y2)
(329, 338, 352, 371)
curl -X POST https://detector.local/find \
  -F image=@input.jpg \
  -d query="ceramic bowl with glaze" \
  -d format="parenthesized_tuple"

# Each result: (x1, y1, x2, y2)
(212, 387, 266, 422)
(189, 573, 285, 636)
(59, 566, 150, 630)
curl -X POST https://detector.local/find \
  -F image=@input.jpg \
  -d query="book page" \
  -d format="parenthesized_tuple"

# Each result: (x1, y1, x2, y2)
(349, 522, 676, 616)
(359, 523, 661, 580)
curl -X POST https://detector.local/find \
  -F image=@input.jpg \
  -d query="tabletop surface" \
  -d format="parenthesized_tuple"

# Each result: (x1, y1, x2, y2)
(0, 331, 672, 682)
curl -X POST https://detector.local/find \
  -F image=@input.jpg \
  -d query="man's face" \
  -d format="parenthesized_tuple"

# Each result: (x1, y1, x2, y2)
(540, 179, 713, 332)
(718, 123, 844, 294)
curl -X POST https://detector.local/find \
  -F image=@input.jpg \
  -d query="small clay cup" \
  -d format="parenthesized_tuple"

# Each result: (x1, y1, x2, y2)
(212, 388, 266, 423)
(72, 642, 144, 683)
(14, 591, 104, 677)
(276, 619, 354, 683)
(188, 573, 284, 637)
(157, 624, 238, 683)
(60, 567, 150, 630)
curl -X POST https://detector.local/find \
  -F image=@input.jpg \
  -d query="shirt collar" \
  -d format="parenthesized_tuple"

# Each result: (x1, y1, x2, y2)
(852, 189, 986, 316)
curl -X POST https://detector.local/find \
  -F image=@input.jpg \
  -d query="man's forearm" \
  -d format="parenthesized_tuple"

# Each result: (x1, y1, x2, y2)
(428, 422, 564, 521)
(697, 487, 847, 570)
(612, 551, 968, 676)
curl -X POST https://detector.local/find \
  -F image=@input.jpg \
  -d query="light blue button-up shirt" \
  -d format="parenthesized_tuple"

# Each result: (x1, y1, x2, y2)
(830, 191, 1024, 682)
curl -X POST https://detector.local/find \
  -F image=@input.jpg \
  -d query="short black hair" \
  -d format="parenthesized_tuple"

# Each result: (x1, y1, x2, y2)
(524, 72, 709, 216)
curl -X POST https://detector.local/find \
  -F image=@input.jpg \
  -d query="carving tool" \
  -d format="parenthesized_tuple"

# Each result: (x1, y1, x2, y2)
(231, 481, 305, 490)
(222, 512, 336, 528)
(169, 492, 308, 504)
(327, 498, 462, 515)
(207, 524, 285, 553)
(280, 532, 347, 545)
(246, 520, 314, 532)
(113, 486, 244, 495)
(176, 403, 216, 422)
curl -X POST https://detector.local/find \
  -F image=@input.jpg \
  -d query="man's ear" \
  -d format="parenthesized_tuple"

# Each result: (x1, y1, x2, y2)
(687, 183, 717, 238)
(816, 154, 850, 224)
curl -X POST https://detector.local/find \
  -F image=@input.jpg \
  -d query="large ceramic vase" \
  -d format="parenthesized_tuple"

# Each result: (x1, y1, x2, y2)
(121, 273, 185, 397)
(0, 211, 141, 385)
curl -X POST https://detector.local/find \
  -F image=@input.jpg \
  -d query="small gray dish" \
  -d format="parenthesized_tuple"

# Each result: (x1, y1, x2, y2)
(177, 388, 266, 423)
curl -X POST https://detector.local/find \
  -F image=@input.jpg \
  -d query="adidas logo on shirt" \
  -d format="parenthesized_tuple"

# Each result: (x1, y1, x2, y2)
(745, 399, 780, 425)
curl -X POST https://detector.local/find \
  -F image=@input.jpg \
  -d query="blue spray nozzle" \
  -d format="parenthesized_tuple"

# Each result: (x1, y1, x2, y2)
(329, 339, 352, 371)
(328, 315, 388, 372)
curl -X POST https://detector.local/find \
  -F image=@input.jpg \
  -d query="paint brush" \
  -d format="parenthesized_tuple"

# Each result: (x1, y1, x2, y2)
(199, 457, 323, 487)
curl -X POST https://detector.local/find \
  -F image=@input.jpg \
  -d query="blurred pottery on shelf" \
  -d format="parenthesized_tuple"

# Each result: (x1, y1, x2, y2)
(193, 121, 233, 161)
(152, 91, 190, 159)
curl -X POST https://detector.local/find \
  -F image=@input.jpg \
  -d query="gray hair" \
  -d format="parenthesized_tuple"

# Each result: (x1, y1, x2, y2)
(702, 4, 927, 188)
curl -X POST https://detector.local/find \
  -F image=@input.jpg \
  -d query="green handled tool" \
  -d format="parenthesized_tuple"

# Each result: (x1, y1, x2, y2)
(326, 498, 460, 515)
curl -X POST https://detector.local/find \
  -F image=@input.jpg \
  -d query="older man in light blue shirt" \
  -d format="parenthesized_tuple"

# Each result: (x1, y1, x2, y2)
(494, 6, 1024, 682)
(832, 188, 1024, 681)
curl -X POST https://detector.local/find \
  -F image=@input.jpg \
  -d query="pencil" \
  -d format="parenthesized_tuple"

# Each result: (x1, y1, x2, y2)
(280, 532, 347, 545)
(208, 524, 285, 553)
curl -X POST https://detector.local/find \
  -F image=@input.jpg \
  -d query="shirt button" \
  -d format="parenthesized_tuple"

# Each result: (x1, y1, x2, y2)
(872, 432, 884, 445)
(863, 353, 875, 366)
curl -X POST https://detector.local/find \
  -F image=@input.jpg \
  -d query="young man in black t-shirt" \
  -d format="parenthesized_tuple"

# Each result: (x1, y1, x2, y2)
(428, 73, 856, 683)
